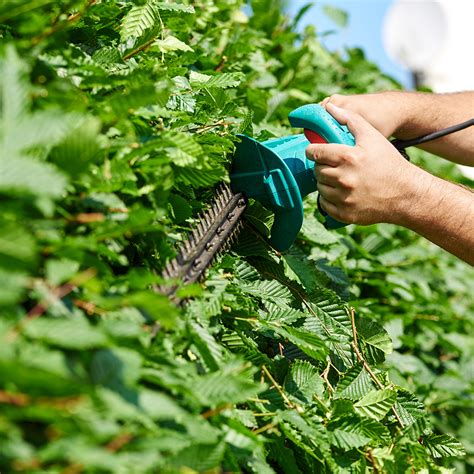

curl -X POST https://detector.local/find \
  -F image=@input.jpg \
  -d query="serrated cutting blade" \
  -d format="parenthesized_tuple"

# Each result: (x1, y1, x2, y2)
(158, 183, 247, 301)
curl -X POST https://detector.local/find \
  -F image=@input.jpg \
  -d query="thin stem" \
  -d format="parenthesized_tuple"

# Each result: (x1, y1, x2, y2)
(321, 359, 334, 393)
(349, 307, 404, 428)
(25, 268, 97, 320)
(253, 421, 278, 435)
(262, 365, 294, 408)
(31, 0, 96, 45)
(201, 403, 232, 419)
(122, 37, 156, 61)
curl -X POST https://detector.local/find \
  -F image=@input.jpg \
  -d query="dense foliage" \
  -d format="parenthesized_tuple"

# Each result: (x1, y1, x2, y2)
(1, 1, 473, 472)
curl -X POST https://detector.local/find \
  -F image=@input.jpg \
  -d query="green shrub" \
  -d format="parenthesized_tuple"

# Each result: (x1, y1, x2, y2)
(0, 0, 472, 472)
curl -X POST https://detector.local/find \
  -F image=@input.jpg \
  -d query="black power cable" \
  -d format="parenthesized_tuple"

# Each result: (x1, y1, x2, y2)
(390, 117, 474, 160)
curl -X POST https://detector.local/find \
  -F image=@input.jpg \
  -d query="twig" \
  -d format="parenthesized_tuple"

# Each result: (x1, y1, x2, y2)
(366, 449, 380, 474)
(26, 283, 76, 319)
(215, 55, 228, 72)
(26, 268, 97, 320)
(122, 37, 156, 61)
(262, 365, 294, 408)
(0, 390, 29, 406)
(105, 433, 133, 452)
(349, 307, 404, 428)
(321, 358, 334, 393)
(254, 412, 277, 417)
(253, 421, 278, 435)
(31, 0, 96, 45)
(201, 403, 232, 419)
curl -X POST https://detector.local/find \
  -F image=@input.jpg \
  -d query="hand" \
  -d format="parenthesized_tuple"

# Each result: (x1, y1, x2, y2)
(321, 92, 407, 138)
(306, 102, 430, 226)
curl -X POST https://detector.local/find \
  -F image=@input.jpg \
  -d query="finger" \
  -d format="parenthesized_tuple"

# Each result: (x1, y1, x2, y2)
(325, 102, 377, 142)
(306, 143, 354, 166)
(317, 182, 339, 200)
(321, 96, 330, 107)
(319, 195, 339, 217)
(315, 164, 340, 185)
(318, 182, 350, 201)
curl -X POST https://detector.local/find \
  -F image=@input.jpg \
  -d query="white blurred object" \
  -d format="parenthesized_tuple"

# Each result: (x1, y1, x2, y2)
(383, 0, 447, 73)
(383, 0, 474, 179)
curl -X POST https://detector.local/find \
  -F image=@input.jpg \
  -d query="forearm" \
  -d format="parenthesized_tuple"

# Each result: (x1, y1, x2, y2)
(389, 167, 474, 265)
(390, 91, 474, 166)
(323, 91, 474, 165)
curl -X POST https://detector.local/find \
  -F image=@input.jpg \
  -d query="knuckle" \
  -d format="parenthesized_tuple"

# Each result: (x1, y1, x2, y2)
(341, 150, 357, 164)
(341, 194, 355, 207)
(328, 94, 345, 106)
(331, 208, 350, 223)
(337, 176, 356, 190)
(336, 208, 355, 224)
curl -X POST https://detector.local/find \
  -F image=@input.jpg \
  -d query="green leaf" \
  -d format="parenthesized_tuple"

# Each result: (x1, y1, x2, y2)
(356, 317, 393, 364)
(423, 433, 465, 459)
(120, 1, 160, 41)
(354, 389, 397, 421)
(264, 322, 329, 361)
(154, 2, 195, 14)
(304, 289, 351, 340)
(244, 200, 275, 238)
(335, 363, 375, 401)
(329, 416, 390, 450)
(189, 320, 223, 371)
(394, 390, 425, 427)
(284, 360, 324, 402)
(239, 279, 293, 307)
(0, 223, 36, 265)
(322, 5, 348, 28)
(171, 441, 225, 472)
(49, 117, 101, 176)
(155, 36, 194, 53)
(45, 259, 80, 286)
(0, 269, 27, 305)
(0, 155, 68, 198)
(258, 307, 305, 325)
(190, 71, 245, 89)
(192, 364, 262, 406)
(23, 317, 109, 350)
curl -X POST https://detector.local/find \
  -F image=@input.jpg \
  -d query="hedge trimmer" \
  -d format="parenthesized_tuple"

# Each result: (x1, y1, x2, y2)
(160, 104, 474, 298)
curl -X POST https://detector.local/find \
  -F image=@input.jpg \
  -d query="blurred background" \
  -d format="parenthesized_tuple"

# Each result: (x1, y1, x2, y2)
(287, 0, 474, 174)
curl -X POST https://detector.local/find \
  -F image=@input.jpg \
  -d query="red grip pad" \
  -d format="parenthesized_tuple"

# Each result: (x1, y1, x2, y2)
(304, 129, 327, 144)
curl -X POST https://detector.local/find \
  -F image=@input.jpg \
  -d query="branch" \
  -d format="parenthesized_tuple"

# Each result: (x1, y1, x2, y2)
(262, 365, 294, 409)
(26, 268, 97, 320)
(122, 37, 156, 61)
(201, 403, 232, 419)
(349, 307, 404, 428)
(31, 0, 96, 45)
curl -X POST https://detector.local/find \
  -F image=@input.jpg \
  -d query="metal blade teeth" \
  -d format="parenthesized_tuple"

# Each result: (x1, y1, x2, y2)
(158, 185, 247, 300)
(221, 182, 232, 198)
(203, 210, 213, 226)
(183, 239, 192, 256)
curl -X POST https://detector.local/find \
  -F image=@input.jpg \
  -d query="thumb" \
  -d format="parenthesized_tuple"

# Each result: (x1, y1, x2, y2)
(325, 102, 378, 143)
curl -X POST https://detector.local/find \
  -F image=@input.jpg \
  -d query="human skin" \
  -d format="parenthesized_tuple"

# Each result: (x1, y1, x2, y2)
(321, 91, 474, 165)
(305, 95, 474, 265)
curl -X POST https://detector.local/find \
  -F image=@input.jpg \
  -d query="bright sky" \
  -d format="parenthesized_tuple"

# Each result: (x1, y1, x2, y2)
(286, 0, 412, 88)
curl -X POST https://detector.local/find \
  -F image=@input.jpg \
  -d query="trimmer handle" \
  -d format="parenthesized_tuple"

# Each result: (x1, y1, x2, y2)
(288, 104, 356, 229)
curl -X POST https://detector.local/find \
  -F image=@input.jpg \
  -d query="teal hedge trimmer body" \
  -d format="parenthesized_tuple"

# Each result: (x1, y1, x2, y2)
(230, 103, 355, 250)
